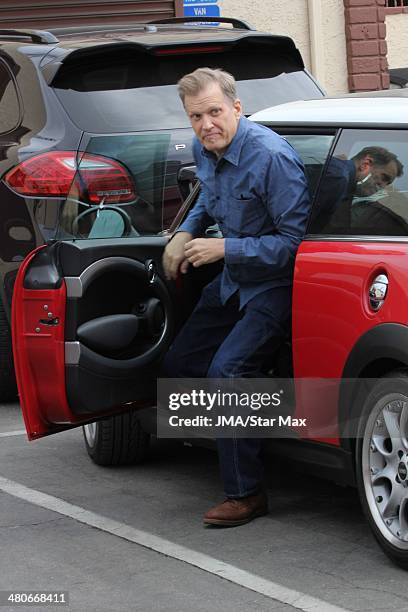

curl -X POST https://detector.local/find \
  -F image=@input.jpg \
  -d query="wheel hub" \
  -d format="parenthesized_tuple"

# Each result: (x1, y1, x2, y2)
(398, 460, 408, 482)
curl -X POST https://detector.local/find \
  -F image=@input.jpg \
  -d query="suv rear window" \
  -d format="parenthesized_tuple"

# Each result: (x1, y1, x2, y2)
(52, 45, 322, 132)
(55, 73, 321, 132)
(53, 44, 304, 90)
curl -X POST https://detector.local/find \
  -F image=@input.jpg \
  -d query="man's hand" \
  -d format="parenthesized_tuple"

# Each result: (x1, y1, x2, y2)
(184, 238, 225, 268)
(162, 232, 192, 280)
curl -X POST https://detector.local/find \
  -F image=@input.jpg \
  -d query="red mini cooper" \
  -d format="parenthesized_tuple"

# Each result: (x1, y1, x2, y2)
(12, 90, 408, 569)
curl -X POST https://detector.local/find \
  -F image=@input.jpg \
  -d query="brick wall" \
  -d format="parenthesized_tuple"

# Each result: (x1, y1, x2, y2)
(344, 0, 389, 91)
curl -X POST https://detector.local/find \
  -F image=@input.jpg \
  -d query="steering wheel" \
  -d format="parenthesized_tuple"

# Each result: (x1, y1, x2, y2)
(72, 205, 133, 238)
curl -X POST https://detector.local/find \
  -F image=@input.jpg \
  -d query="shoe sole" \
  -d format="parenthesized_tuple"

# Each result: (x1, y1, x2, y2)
(203, 507, 268, 527)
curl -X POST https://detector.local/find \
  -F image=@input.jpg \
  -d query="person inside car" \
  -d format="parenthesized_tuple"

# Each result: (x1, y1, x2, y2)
(311, 146, 403, 233)
(161, 67, 310, 527)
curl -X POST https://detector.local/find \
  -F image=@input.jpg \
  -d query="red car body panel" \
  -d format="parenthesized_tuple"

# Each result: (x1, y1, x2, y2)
(12, 246, 73, 440)
(292, 240, 408, 445)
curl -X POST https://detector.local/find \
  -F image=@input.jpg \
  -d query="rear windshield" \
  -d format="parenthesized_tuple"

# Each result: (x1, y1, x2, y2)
(52, 44, 322, 132)
(55, 72, 321, 132)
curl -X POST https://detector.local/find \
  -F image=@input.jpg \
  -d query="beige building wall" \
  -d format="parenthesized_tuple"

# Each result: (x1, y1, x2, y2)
(218, 0, 349, 95)
(386, 13, 408, 69)
(320, 0, 348, 94)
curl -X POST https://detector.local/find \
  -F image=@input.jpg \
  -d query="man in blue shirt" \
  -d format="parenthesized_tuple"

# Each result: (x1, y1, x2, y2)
(162, 68, 310, 526)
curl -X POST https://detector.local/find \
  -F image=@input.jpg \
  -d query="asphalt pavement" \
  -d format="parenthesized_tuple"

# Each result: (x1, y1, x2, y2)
(1, 402, 408, 612)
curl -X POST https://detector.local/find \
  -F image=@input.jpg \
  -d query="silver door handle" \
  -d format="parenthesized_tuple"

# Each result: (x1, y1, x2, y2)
(369, 274, 388, 311)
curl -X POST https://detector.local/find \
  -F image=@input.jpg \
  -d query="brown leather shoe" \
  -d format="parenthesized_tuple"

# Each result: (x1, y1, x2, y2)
(203, 492, 268, 526)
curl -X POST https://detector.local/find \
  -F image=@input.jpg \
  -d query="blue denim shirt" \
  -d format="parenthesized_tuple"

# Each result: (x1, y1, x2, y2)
(179, 116, 311, 308)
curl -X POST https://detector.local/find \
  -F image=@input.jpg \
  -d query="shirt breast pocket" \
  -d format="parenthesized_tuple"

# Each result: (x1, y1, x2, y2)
(225, 196, 267, 235)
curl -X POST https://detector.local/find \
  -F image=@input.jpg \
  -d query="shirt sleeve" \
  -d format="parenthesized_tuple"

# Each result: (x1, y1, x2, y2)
(224, 146, 311, 279)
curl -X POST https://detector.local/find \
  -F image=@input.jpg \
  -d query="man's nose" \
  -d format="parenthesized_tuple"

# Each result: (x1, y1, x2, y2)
(202, 114, 214, 130)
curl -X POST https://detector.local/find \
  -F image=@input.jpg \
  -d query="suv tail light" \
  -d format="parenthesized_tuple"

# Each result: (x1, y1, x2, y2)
(3, 151, 137, 204)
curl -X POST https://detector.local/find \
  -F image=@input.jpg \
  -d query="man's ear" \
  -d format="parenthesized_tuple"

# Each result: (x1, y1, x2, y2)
(233, 98, 242, 117)
(358, 155, 373, 176)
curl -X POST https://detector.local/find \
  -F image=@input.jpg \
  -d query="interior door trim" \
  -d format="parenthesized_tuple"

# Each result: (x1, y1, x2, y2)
(65, 256, 148, 298)
(65, 341, 80, 365)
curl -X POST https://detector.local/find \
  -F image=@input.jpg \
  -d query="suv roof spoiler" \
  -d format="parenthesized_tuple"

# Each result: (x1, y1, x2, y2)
(0, 29, 59, 44)
(150, 16, 255, 30)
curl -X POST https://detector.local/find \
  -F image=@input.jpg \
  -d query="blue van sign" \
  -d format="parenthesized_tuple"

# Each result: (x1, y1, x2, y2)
(184, 5, 220, 17)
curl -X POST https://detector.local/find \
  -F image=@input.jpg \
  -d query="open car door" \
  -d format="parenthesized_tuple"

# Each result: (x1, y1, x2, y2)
(12, 132, 194, 440)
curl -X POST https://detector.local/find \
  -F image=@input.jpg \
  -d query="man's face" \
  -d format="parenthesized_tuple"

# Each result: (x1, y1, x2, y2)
(355, 155, 400, 197)
(184, 83, 241, 157)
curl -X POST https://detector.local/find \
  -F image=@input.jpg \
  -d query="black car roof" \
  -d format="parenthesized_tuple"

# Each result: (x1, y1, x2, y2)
(53, 28, 293, 51)
(0, 22, 295, 49)
(0, 22, 300, 60)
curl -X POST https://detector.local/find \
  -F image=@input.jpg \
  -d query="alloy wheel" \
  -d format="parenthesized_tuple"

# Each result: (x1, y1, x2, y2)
(362, 392, 408, 549)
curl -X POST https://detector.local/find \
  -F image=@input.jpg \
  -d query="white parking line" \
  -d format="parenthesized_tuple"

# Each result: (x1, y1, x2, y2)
(0, 475, 349, 612)
(0, 430, 26, 438)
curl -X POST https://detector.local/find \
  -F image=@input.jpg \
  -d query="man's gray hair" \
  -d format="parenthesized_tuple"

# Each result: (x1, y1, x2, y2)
(177, 67, 237, 105)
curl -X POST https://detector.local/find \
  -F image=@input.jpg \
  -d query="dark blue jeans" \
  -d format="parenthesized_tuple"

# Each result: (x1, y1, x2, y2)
(162, 274, 291, 498)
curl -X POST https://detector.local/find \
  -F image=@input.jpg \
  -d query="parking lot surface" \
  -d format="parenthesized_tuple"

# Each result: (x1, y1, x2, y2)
(1, 402, 408, 612)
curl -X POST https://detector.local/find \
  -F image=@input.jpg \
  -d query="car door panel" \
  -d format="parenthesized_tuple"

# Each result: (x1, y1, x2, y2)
(13, 237, 175, 439)
(292, 240, 408, 443)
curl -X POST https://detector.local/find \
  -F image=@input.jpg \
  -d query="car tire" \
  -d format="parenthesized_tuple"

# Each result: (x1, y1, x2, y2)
(356, 370, 408, 569)
(82, 412, 150, 466)
(0, 296, 17, 402)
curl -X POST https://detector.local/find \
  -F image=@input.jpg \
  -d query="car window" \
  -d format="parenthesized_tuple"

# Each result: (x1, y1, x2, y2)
(282, 133, 335, 198)
(57, 133, 185, 239)
(308, 129, 408, 236)
(0, 59, 20, 134)
(54, 72, 322, 133)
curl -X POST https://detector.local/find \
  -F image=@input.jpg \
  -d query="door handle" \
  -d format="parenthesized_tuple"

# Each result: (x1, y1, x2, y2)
(369, 274, 388, 311)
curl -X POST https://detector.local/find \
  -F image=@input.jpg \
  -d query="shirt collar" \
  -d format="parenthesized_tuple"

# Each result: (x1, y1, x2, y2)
(200, 116, 248, 167)
(222, 116, 248, 166)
